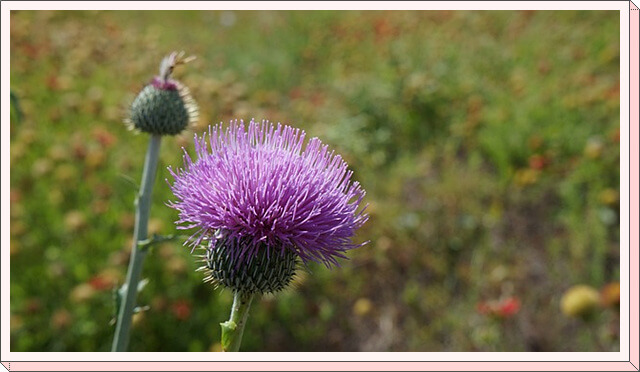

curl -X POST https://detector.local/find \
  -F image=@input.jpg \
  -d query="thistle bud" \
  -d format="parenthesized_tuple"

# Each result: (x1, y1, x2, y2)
(202, 235, 298, 295)
(127, 52, 198, 136)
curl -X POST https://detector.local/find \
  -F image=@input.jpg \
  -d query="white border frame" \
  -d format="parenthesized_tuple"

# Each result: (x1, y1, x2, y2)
(1, 0, 631, 364)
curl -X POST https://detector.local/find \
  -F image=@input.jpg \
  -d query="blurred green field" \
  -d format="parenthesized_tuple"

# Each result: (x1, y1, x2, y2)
(9, 10, 620, 352)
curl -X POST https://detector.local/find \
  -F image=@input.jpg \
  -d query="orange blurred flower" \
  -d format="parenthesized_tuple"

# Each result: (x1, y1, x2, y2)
(52, 309, 72, 330)
(611, 128, 620, 143)
(88, 269, 120, 291)
(601, 282, 620, 309)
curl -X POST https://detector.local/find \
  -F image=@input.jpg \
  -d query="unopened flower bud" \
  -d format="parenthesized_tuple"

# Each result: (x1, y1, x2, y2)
(127, 52, 198, 136)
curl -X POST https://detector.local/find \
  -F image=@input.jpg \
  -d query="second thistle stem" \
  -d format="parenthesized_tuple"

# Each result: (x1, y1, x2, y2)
(220, 292, 255, 352)
(112, 134, 162, 352)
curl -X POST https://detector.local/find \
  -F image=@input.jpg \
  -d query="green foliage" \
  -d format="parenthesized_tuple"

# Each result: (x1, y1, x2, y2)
(9, 10, 620, 352)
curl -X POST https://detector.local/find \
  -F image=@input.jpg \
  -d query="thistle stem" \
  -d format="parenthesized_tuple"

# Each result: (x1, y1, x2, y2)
(112, 134, 162, 352)
(220, 292, 255, 352)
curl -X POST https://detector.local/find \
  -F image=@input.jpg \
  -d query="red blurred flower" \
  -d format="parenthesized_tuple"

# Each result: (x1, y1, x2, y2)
(477, 297, 521, 319)
(72, 142, 87, 160)
(529, 154, 547, 170)
(289, 87, 303, 100)
(93, 128, 117, 148)
(25, 298, 42, 314)
(88, 275, 112, 291)
(373, 18, 396, 41)
(476, 302, 492, 315)
(46, 74, 60, 91)
(497, 297, 521, 317)
(171, 300, 192, 321)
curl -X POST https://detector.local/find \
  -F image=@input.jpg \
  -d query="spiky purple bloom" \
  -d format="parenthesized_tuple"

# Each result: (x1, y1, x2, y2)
(168, 119, 369, 269)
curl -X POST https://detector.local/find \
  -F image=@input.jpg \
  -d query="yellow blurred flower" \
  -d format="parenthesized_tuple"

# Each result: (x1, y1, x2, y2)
(10, 241, 20, 256)
(584, 137, 604, 159)
(84, 151, 106, 170)
(132, 312, 145, 327)
(209, 342, 223, 352)
(167, 257, 187, 275)
(514, 169, 539, 187)
(70, 283, 95, 303)
(11, 314, 24, 332)
(353, 298, 373, 317)
(147, 218, 164, 235)
(64, 210, 87, 232)
(376, 235, 392, 252)
(599, 188, 619, 206)
(560, 285, 600, 320)
(54, 164, 78, 183)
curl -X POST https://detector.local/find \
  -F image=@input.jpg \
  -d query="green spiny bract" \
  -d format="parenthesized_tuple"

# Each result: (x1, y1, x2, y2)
(202, 237, 298, 295)
(127, 52, 198, 136)
(129, 84, 195, 135)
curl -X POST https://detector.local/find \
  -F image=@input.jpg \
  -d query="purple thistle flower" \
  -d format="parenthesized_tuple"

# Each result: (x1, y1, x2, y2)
(168, 119, 369, 271)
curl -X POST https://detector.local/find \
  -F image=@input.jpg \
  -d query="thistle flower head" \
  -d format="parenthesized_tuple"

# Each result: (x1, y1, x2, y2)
(168, 119, 369, 294)
(127, 51, 198, 136)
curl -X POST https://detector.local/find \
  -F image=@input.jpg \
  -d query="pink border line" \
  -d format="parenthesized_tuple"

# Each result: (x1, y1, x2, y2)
(0, 361, 639, 372)
(3, 4, 639, 372)
(629, 1, 640, 370)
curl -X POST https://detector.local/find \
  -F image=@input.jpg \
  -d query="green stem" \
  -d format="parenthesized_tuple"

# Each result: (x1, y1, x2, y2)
(220, 292, 255, 352)
(112, 134, 162, 352)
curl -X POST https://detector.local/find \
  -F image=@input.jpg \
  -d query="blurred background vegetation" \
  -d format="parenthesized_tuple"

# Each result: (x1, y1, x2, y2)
(9, 10, 620, 352)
